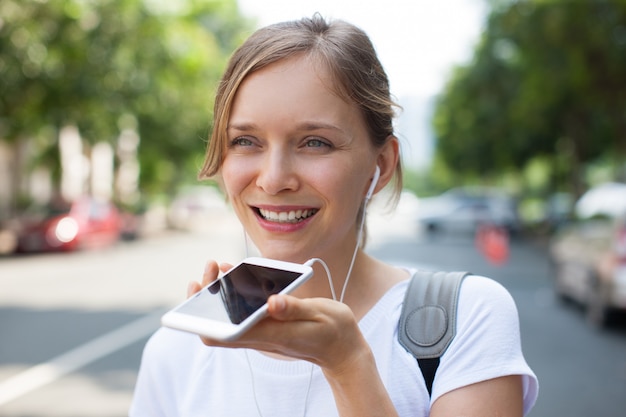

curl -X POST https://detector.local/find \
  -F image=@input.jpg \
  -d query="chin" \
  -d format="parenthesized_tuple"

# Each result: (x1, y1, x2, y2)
(258, 247, 307, 263)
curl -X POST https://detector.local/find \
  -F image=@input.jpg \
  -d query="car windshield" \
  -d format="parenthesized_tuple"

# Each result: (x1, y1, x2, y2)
(576, 182, 626, 219)
(22, 202, 71, 220)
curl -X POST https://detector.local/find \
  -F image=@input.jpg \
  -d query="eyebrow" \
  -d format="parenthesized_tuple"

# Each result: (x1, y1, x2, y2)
(227, 122, 256, 132)
(227, 121, 347, 135)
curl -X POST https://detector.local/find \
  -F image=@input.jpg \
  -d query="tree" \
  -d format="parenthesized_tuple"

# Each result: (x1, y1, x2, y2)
(433, 0, 626, 196)
(0, 0, 252, 204)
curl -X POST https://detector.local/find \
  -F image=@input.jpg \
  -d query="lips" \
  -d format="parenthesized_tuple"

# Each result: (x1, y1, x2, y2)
(257, 208, 318, 223)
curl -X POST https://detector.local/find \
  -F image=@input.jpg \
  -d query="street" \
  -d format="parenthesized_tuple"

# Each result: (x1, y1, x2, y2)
(1, 206, 625, 416)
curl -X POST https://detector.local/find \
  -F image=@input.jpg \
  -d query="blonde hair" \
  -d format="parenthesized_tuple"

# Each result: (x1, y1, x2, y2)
(199, 13, 402, 200)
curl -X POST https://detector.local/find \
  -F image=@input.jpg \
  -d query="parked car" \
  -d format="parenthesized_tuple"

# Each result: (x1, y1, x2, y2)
(416, 187, 520, 235)
(14, 197, 122, 253)
(549, 183, 626, 326)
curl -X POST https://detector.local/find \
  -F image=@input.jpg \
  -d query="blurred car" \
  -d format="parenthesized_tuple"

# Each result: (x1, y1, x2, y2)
(416, 186, 520, 235)
(15, 197, 122, 253)
(550, 182, 626, 326)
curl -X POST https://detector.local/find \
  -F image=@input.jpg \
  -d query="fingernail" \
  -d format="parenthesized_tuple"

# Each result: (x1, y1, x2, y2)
(273, 295, 286, 312)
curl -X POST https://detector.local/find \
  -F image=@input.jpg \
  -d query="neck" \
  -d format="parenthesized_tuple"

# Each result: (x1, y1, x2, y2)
(294, 249, 369, 302)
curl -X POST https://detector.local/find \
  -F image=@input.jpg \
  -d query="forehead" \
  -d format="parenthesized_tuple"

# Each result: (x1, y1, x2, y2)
(248, 52, 339, 90)
(229, 55, 363, 129)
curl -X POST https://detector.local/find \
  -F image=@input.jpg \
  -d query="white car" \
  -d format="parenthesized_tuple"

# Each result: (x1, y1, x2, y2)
(550, 183, 626, 327)
(416, 187, 520, 235)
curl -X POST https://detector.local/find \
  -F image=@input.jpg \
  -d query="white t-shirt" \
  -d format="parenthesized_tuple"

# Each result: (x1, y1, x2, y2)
(130, 274, 538, 417)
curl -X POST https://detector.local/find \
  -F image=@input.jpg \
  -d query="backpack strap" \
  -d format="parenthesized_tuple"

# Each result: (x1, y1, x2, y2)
(398, 270, 469, 397)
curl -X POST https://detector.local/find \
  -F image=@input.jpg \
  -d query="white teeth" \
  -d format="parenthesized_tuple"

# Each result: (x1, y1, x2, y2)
(258, 208, 317, 223)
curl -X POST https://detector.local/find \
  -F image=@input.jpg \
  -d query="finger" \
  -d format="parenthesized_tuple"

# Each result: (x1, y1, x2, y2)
(267, 294, 289, 319)
(219, 262, 233, 274)
(267, 294, 327, 322)
(187, 281, 202, 298)
(201, 260, 220, 287)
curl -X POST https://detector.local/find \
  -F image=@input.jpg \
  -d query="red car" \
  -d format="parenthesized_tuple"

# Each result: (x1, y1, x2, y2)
(15, 197, 122, 253)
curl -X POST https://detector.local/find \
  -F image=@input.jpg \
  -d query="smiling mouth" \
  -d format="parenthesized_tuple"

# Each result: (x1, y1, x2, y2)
(257, 208, 318, 223)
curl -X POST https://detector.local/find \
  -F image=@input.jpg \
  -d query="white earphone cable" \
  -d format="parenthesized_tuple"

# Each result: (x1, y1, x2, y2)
(305, 187, 371, 303)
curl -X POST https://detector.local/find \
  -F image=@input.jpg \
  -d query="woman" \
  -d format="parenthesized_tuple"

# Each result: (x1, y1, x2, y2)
(130, 14, 538, 417)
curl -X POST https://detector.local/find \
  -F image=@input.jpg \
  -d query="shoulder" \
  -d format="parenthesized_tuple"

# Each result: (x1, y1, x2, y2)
(456, 274, 520, 329)
(433, 274, 538, 412)
(460, 273, 513, 298)
(459, 274, 516, 307)
(401, 270, 516, 318)
(145, 325, 198, 352)
(140, 326, 209, 374)
(397, 271, 520, 356)
(443, 274, 523, 359)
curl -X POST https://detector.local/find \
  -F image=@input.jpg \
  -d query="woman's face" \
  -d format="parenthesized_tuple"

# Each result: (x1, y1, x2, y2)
(220, 55, 379, 262)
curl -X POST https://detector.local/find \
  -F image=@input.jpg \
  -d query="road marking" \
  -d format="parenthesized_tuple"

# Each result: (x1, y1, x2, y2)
(0, 309, 164, 406)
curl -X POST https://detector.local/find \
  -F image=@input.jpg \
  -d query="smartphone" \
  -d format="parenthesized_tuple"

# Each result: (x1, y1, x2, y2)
(161, 257, 314, 341)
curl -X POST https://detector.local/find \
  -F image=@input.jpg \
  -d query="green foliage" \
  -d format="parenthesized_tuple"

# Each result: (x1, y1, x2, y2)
(0, 0, 252, 195)
(433, 0, 626, 198)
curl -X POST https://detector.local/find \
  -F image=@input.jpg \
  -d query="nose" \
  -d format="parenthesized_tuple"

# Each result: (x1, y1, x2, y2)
(255, 154, 299, 195)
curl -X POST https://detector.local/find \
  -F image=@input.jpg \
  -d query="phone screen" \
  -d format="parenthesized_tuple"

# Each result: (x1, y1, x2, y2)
(174, 263, 302, 324)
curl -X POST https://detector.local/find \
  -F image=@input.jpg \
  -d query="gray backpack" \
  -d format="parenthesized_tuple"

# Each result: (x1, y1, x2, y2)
(398, 270, 469, 397)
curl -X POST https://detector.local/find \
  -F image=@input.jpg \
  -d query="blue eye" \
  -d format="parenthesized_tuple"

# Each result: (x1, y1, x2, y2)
(305, 138, 330, 148)
(230, 137, 254, 147)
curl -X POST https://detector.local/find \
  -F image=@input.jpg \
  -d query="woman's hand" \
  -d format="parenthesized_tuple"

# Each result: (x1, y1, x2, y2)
(187, 260, 367, 370)
(186, 260, 398, 417)
(248, 294, 397, 417)
(194, 278, 362, 365)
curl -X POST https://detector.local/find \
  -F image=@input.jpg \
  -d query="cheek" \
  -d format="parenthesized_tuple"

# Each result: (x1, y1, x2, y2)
(318, 170, 365, 214)
(220, 157, 253, 200)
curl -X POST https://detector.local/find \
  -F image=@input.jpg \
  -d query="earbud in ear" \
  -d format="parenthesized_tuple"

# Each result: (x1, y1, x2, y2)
(365, 165, 381, 200)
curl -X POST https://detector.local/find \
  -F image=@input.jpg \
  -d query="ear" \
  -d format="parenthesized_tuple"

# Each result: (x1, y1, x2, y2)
(372, 135, 400, 195)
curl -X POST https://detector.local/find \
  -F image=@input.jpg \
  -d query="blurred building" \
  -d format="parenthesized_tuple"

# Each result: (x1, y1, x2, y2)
(0, 126, 140, 218)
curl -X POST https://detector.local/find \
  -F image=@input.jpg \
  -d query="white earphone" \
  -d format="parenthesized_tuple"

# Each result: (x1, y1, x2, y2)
(365, 165, 381, 201)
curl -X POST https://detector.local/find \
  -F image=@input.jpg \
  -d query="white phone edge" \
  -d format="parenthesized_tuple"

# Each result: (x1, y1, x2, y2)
(160, 257, 314, 341)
